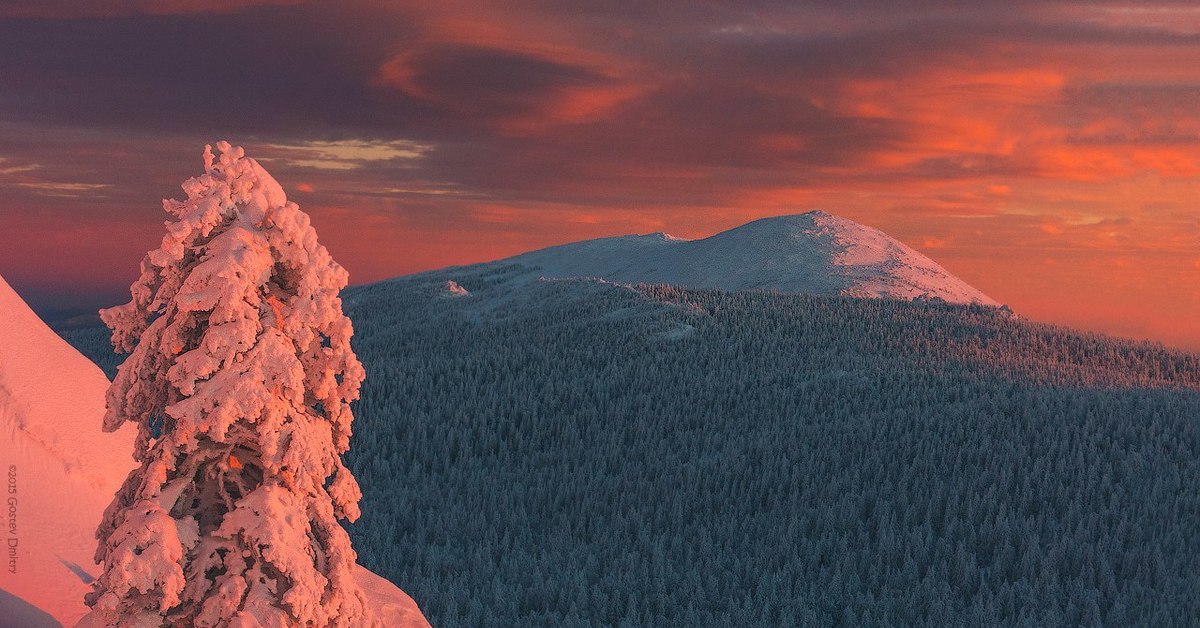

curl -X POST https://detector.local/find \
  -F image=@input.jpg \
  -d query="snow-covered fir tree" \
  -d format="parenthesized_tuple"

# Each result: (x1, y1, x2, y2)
(82, 142, 376, 627)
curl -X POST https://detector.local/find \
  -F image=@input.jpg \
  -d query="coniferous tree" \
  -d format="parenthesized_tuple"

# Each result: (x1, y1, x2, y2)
(83, 142, 375, 627)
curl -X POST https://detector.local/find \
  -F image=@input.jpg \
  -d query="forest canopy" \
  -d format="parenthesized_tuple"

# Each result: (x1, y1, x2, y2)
(63, 264, 1200, 627)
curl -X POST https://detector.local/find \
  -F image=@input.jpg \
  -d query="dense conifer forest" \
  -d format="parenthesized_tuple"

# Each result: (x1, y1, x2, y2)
(63, 264, 1200, 627)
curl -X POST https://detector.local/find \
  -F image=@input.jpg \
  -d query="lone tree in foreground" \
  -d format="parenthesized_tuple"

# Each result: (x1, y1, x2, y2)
(83, 142, 376, 627)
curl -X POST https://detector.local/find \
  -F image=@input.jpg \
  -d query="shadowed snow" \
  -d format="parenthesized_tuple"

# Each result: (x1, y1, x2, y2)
(507, 211, 999, 306)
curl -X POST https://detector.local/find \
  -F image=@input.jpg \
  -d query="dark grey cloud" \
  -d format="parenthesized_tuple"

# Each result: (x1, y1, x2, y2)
(0, 4, 424, 136)
(385, 44, 616, 120)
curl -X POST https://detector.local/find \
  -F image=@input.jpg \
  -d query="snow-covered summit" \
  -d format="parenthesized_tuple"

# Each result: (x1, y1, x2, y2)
(506, 211, 998, 306)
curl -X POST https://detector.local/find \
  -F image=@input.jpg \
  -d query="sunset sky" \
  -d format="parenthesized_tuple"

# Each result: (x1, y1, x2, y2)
(0, 1, 1197, 349)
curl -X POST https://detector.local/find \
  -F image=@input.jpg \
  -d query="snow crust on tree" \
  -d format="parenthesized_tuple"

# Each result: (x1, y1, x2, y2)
(443, 280, 470, 297)
(84, 142, 376, 627)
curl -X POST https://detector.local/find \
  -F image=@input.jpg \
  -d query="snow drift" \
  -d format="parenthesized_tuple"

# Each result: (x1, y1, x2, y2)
(0, 272, 428, 626)
(0, 272, 135, 627)
(507, 211, 998, 306)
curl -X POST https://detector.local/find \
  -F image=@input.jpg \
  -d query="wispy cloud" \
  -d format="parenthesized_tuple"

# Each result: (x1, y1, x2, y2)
(17, 181, 112, 197)
(0, 157, 38, 175)
(259, 140, 433, 170)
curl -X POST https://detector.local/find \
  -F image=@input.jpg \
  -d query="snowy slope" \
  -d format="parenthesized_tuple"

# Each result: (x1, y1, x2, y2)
(0, 274, 429, 628)
(507, 211, 998, 305)
(356, 568, 432, 628)
(0, 273, 135, 627)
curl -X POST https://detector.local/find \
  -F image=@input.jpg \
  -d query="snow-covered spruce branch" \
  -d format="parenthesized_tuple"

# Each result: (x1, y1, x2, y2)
(83, 142, 376, 627)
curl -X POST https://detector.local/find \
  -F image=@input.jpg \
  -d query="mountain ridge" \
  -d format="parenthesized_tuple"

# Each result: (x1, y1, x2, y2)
(503, 211, 999, 306)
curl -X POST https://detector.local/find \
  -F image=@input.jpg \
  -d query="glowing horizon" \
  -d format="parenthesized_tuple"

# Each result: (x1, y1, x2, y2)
(0, 1, 1197, 350)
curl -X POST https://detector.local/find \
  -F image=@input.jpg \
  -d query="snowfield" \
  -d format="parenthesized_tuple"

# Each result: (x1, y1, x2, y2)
(0, 273, 134, 627)
(506, 211, 999, 306)
(0, 272, 429, 627)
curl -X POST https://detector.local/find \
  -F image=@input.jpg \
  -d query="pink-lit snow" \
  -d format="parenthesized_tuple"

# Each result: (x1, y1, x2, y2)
(508, 211, 999, 306)
(0, 271, 428, 625)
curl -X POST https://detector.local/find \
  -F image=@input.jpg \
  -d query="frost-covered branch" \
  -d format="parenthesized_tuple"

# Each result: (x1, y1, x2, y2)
(84, 142, 375, 627)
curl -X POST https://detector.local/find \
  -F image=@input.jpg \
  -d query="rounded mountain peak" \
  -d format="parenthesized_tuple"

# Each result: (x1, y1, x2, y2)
(507, 212, 999, 306)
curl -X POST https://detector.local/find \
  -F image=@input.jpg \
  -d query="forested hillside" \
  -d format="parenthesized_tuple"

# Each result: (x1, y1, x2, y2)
(62, 264, 1200, 627)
